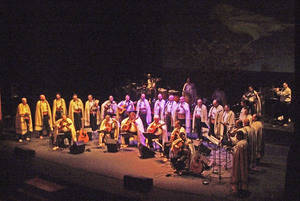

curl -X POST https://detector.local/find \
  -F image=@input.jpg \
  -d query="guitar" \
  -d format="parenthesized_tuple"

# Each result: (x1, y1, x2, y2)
(78, 129, 89, 143)
(117, 101, 137, 115)
(59, 121, 72, 130)
(147, 122, 166, 135)
(117, 105, 127, 115)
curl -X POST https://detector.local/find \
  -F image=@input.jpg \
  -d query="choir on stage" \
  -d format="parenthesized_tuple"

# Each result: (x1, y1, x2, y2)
(14, 78, 292, 193)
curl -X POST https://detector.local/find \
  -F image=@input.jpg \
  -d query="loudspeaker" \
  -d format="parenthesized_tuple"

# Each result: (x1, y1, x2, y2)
(138, 144, 155, 159)
(106, 139, 119, 153)
(124, 175, 153, 192)
(69, 141, 85, 154)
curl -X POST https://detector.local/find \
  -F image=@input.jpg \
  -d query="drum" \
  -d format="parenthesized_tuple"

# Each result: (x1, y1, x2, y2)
(158, 88, 168, 100)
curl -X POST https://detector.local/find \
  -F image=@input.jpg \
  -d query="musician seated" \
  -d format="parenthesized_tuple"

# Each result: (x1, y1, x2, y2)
(169, 133, 193, 175)
(145, 115, 167, 151)
(52, 115, 77, 151)
(120, 111, 145, 147)
(227, 120, 244, 146)
(170, 120, 186, 144)
(99, 114, 119, 147)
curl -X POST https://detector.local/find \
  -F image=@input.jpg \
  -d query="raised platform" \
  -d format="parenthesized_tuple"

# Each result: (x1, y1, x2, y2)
(0, 129, 290, 201)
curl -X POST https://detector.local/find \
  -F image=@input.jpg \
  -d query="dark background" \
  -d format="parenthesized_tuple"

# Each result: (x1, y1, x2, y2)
(2, 0, 295, 115)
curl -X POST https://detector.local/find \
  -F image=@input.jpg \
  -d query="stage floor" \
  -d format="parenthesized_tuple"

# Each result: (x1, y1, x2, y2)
(0, 132, 290, 201)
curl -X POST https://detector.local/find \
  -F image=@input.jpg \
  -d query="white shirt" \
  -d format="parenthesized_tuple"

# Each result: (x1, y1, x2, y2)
(165, 101, 176, 114)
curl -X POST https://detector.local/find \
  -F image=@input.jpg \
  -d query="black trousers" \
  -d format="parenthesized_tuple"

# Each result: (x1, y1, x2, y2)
(139, 113, 148, 129)
(248, 102, 256, 115)
(123, 131, 137, 145)
(178, 118, 186, 129)
(90, 113, 98, 131)
(41, 115, 51, 136)
(208, 122, 214, 136)
(165, 114, 173, 132)
(195, 118, 203, 139)
(55, 111, 62, 122)
(74, 112, 82, 131)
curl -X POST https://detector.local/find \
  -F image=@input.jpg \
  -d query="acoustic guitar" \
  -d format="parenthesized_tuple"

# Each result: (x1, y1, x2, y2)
(147, 122, 166, 135)
(78, 129, 89, 143)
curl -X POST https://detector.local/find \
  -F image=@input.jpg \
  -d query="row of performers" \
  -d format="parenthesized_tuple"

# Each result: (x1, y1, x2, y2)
(15, 91, 260, 143)
(15, 94, 263, 193)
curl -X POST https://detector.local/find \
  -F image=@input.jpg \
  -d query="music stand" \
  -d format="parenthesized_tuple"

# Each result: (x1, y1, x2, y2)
(143, 132, 160, 149)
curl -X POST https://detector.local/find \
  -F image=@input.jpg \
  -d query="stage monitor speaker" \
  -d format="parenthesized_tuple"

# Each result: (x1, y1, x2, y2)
(105, 139, 119, 153)
(138, 144, 155, 159)
(124, 175, 153, 193)
(69, 141, 85, 154)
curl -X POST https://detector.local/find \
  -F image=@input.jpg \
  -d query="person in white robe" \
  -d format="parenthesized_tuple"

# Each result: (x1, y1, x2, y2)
(172, 96, 191, 133)
(164, 95, 177, 132)
(117, 95, 135, 121)
(192, 98, 208, 139)
(208, 99, 223, 138)
(220, 104, 235, 141)
(136, 93, 152, 129)
(153, 93, 166, 121)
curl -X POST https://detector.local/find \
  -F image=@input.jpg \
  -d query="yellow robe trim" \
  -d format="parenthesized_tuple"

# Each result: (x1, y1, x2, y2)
(35, 100, 53, 131)
(16, 103, 33, 134)
(68, 98, 84, 128)
(52, 98, 67, 122)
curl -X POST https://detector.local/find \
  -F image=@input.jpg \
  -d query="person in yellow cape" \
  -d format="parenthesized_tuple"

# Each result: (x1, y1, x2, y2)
(84, 94, 100, 131)
(15, 97, 33, 142)
(35, 94, 53, 139)
(52, 93, 67, 122)
(52, 114, 77, 151)
(68, 94, 84, 132)
(98, 114, 120, 147)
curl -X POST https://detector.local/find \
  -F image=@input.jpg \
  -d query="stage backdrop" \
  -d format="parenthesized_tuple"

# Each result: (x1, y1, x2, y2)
(161, 3, 294, 73)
